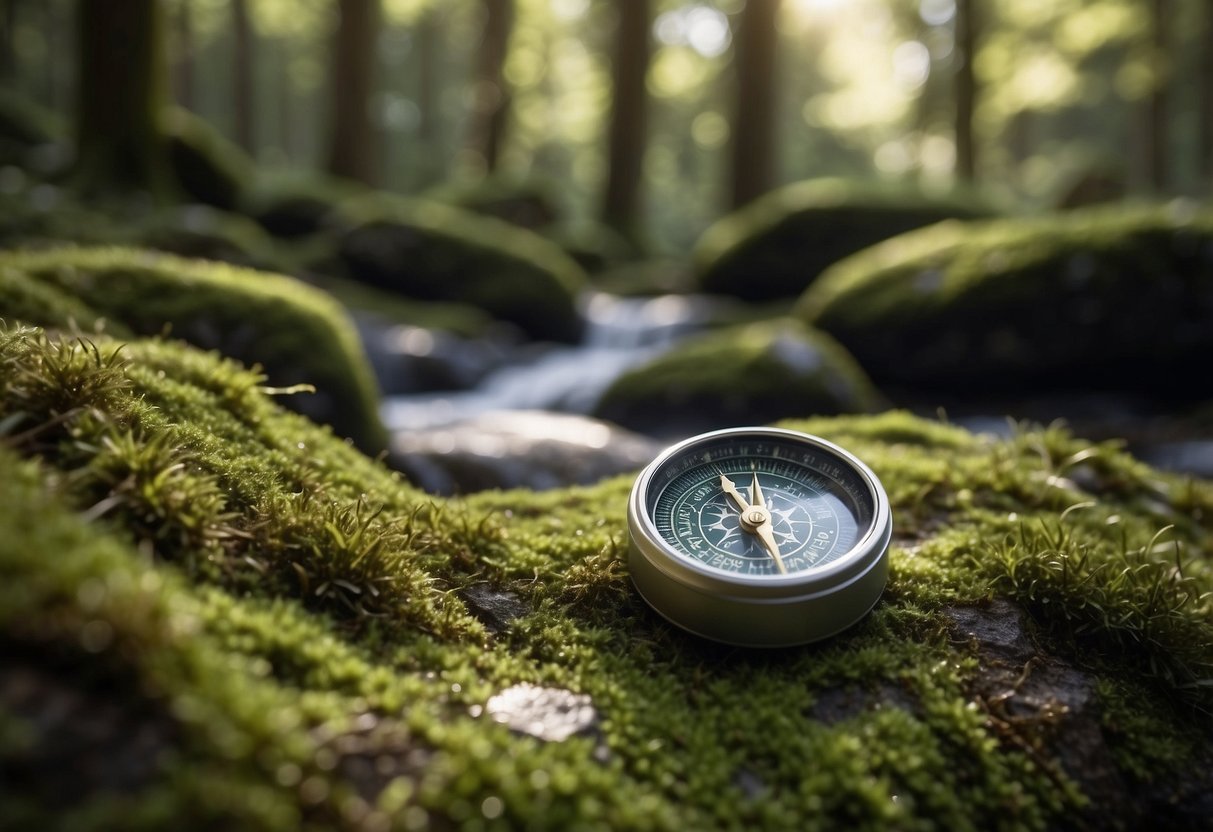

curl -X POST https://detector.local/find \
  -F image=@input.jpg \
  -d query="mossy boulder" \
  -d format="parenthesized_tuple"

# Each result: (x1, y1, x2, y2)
(333, 194, 587, 342)
(428, 174, 564, 230)
(694, 178, 995, 301)
(242, 176, 365, 240)
(0, 247, 385, 452)
(164, 108, 256, 212)
(594, 319, 881, 436)
(797, 202, 1213, 396)
(2, 322, 1212, 829)
(0, 90, 62, 169)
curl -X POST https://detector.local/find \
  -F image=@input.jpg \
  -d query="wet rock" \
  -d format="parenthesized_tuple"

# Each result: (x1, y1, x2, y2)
(389, 411, 660, 494)
(458, 584, 530, 634)
(361, 322, 516, 396)
(809, 683, 918, 726)
(483, 683, 598, 743)
(593, 319, 880, 438)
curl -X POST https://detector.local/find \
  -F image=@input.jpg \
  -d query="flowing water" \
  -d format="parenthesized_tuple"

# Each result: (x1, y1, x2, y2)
(380, 292, 722, 432)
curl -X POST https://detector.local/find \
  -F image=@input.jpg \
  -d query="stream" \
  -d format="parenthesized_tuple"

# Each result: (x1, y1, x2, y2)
(357, 292, 1213, 493)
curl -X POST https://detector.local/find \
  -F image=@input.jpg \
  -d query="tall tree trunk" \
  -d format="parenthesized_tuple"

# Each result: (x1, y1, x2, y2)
(414, 8, 441, 185)
(231, 0, 254, 152)
(73, 0, 175, 200)
(601, 0, 651, 245)
(464, 0, 514, 173)
(172, 0, 194, 109)
(0, 0, 15, 82)
(1146, 0, 1170, 191)
(729, 0, 780, 210)
(276, 36, 295, 162)
(954, 0, 977, 182)
(1199, 0, 1213, 183)
(327, 0, 379, 185)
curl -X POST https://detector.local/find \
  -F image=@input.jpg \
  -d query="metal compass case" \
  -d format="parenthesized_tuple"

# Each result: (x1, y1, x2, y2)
(627, 427, 893, 648)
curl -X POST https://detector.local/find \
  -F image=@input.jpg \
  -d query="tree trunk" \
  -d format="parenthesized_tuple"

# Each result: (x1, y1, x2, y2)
(276, 37, 295, 162)
(729, 0, 780, 210)
(327, 0, 379, 185)
(954, 0, 977, 182)
(600, 0, 651, 245)
(1146, 0, 1169, 191)
(231, 0, 254, 152)
(464, 0, 514, 173)
(1199, 0, 1213, 182)
(73, 0, 175, 200)
(0, 0, 15, 82)
(172, 0, 194, 109)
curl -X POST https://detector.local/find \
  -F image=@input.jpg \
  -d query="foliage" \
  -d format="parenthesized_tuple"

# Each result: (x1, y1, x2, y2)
(2, 323, 1212, 828)
(0, 247, 385, 452)
(694, 178, 996, 301)
(797, 201, 1213, 393)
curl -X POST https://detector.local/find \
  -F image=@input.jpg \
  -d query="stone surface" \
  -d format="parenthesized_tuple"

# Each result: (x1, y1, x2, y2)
(483, 683, 598, 743)
(458, 584, 530, 634)
(389, 410, 661, 494)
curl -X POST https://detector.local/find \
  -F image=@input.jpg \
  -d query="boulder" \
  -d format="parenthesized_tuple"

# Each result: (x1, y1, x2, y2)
(593, 318, 881, 436)
(797, 202, 1213, 397)
(694, 177, 994, 301)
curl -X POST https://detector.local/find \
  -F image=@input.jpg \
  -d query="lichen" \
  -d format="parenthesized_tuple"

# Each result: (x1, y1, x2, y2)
(1, 323, 1211, 830)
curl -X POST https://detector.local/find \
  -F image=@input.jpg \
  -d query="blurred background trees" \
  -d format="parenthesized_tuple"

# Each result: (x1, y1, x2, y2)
(4, 0, 1213, 250)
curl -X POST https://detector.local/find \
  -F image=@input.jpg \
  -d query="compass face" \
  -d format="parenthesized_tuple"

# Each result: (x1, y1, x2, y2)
(645, 433, 876, 578)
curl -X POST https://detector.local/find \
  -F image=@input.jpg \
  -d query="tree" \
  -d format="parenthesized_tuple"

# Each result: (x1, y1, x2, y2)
(954, 0, 978, 181)
(0, 0, 15, 82)
(464, 0, 515, 172)
(1199, 0, 1213, 181)
(601, 0, 652, 245)
(73, 0, 175, 200)
(327, 0, 380, 185)
(1145, 0, 1170, 191)
(232, 0, 254, 152)
(172, 0, 195, 109)
(728, 0, 780, 210)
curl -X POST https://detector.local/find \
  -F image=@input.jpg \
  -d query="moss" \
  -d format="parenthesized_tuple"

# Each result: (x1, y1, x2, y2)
(593, 319, 881, 435)
(2, 323, 1212, 829)
(163, 108, 256, 212)
(241, 175, 365, 240)
(694, 178, 996, 301)
(333, 193, 587, 342)
(0, 247, 385, 452)
(427, 173, 564, 231)
(797, 202, 1213, 394)
(304, 271, 499, 338)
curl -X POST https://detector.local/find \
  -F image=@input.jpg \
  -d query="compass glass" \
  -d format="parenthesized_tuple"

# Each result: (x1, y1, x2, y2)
(645, 433, 877, 577)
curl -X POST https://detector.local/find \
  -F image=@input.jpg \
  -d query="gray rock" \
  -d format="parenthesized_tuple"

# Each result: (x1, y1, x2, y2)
(458, 584, 529, 634)
(483, 683, 598, 743)
(390, 410, 661, 494)
(361, 321, 517, 396)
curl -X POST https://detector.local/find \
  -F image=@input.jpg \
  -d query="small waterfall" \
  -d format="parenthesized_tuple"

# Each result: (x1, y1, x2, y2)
(380, 292, 718, 432)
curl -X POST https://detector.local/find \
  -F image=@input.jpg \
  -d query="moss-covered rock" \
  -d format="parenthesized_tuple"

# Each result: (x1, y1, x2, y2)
(241, 175, 366, 240)
(1, 322, 1211, 829)
(593, 319, 881, 435)
(0, 90, 62, 171)
(694, 178, 996, 301)
(164, 108, 256, 212)
(427, 174, 564, 230)
(333, 194, 587, 342)
(0, 247, 385, 452)
(797, 202, 1213, 395)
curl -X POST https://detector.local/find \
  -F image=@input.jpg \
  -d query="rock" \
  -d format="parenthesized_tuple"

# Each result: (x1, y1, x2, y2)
(389, 410, 660, 494)
(592, 319, 880, 437)
(483, 683, 599, 742)
(360, 321, 516, 396)
(458, 583, 530, 633)
(164, 108, 255, 212)
(332, 193, 587, 343)
(694, 177, 993, 301)
(798, 202, 1213, 398)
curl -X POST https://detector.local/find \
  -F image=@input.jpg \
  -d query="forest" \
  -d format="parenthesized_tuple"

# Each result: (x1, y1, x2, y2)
(2, 2, 1213, 830)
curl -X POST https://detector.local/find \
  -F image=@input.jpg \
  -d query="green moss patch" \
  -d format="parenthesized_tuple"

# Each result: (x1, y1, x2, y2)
(333, 193, 587, 343)
(797, 202, 1213, 394)
(2, 324, 1211, 829)
(0, 247, 384, 452)
(163, 108, 256, 212)
(694, 178, 995, 301)
(593, 319, 881, 435)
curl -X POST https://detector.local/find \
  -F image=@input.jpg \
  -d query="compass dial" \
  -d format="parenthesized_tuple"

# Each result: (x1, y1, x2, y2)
(627, 427, 891, 647)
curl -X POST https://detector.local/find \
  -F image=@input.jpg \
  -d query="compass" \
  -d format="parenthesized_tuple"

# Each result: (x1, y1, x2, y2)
(627, 426, 892, 647)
